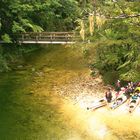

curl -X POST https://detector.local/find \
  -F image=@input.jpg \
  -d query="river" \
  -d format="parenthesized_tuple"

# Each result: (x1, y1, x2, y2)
(0, 45, 140, 140)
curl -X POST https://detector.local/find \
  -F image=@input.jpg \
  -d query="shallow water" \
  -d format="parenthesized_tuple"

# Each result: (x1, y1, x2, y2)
(0, 45, 140, 140)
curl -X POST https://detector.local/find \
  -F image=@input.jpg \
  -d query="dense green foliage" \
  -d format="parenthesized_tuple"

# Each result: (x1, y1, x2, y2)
(88, 1, 140, 81)
(0, 0, 81, 42)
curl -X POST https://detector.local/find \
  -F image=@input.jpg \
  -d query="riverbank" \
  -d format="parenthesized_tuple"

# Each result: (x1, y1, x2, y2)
(28, 45, 140, 140)
(28, 45, 108, 107)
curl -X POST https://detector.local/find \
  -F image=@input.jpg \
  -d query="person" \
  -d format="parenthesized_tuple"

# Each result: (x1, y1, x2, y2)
(105, 88, 112, 103)
(136, 82, 140, 87)
(124, 86, 132, 99)
(134, 89, 140, 97)
(124, 82, 134, 98)
(115, 80, 121, 92)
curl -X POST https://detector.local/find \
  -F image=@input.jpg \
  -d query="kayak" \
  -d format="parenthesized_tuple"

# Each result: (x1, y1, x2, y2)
(111, 94, 127, 109)
(87, 93, 117, 111)
(87, 97, 107, 110)
(128, 95, 140, 113)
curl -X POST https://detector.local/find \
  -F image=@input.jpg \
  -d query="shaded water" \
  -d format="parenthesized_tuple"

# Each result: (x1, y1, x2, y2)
(0, 45, 140, 140)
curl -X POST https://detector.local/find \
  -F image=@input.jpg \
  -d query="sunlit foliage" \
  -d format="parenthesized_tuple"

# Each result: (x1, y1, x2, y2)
(91, 0, 140, 81)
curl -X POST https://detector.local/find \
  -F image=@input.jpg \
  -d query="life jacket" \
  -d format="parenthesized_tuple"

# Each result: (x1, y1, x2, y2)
(135, 87, 140, 92)
(132, 95, 138, 100)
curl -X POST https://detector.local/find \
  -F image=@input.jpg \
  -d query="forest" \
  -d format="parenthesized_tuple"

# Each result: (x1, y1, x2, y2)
(0, 0, 140, 81)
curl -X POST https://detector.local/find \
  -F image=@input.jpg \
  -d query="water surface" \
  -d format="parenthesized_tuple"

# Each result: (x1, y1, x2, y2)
(0, 45, 140, 140)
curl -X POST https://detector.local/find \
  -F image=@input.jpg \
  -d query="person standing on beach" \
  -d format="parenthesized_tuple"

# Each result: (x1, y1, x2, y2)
(115, 80, 121, 92)
(115, 80, 121, 98)
(105, 88, 112, 103)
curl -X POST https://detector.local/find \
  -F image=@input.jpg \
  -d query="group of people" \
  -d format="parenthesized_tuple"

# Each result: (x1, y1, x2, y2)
(105, 80, 140, 103)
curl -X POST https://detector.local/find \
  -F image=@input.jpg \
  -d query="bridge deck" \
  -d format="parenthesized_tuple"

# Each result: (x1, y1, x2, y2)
(20, 41, 76, 44)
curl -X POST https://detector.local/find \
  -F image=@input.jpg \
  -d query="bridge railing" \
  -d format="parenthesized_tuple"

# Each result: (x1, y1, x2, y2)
(17, 32, 80, 43)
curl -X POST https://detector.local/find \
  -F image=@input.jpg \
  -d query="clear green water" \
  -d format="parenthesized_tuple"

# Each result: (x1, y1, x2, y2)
(0, 45, 140, 140)
(0, 72, 67, 139)
(0, 45, 79, 140)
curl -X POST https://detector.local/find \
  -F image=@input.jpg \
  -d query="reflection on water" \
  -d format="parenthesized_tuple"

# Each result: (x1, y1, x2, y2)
(0, 45, 140, 140)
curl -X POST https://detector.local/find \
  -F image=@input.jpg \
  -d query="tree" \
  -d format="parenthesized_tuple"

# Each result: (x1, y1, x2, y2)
(91, 0, 140, 81)
(0, 0, 81, 42)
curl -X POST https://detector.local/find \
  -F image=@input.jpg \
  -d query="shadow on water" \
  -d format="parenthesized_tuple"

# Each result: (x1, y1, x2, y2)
(0, 72, 31, 139)
(0, 45, 88, 140)
(0, 46, 71, 139)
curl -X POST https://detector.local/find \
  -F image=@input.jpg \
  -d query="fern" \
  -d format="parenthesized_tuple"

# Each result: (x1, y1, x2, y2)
(117, 60, 131, 70)
(31, 25, 44, 32)
(12, 21, 25, 33)
(20, 18, 43, 32)
(120, 70, 139, 81)
(1, 34, 12, 43)
(104, 29, 119, 39)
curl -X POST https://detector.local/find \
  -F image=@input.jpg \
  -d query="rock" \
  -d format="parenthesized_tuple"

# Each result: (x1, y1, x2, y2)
(26, 91, 34, 95)
(31, 67, 36, 72)
(17, 65, 23, 68)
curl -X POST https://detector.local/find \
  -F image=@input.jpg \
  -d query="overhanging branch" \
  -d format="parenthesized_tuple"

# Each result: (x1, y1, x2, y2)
(108, 14, 140, 19)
